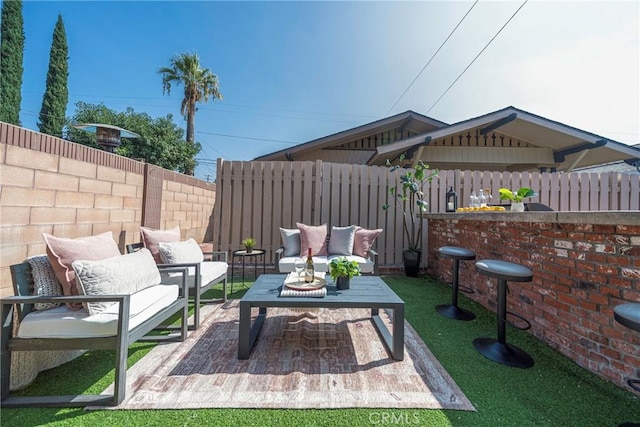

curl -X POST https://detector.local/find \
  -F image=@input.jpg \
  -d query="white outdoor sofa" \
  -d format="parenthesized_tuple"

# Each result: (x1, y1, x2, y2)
(275, 224, 381, 275)
(127, 242, 228, 330)
(0, 250, 189, 407)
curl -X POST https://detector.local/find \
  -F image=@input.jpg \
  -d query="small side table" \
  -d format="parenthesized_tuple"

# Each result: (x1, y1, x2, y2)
(231, 249, 266, 293)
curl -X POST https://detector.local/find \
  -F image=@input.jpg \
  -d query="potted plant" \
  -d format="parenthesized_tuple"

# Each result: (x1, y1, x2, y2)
(241, 237, 257, 253)
(383, 154, 438, 277)
(328, 257, 361, 290)
(498, 187, 538, 212)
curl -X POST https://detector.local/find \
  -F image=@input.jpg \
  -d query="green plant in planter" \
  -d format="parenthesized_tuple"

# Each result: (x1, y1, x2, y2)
(328, 257, 361, 281)
(329, 257, 361, 290)
(382, 154, 438, 253)
(241, 237, 256, 252)
(498, 187, 538, 202)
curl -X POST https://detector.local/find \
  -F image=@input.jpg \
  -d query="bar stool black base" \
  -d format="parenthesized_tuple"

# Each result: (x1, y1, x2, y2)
(473, 337, 534, 368)
(436, 304, 476, 321)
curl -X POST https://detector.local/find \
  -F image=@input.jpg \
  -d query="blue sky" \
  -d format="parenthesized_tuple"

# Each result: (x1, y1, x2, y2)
(19, 1, 640, 181)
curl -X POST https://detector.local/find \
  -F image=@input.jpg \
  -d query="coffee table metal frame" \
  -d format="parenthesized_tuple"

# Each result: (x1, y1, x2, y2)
(238, 274, 405, 360)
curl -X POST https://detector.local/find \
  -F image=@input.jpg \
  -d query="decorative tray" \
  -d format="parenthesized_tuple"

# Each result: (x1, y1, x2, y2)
(284, 273, 326, 291)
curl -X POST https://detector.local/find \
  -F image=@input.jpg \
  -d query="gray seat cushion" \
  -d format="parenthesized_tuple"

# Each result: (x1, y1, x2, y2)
(279, 255, 373, 274)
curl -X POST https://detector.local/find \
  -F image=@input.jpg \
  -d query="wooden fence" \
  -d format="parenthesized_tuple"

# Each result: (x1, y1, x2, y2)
(211, 160, 639, 269)
(436, 169, 640, 212)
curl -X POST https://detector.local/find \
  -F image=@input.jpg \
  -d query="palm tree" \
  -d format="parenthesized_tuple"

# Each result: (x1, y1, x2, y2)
(159, 53, 222, 171)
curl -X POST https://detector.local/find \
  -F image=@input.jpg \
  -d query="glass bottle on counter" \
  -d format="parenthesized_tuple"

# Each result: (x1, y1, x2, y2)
(484, 188, 493, 205)
(470, 191, 478, 208)
(478, 189, 487, 207)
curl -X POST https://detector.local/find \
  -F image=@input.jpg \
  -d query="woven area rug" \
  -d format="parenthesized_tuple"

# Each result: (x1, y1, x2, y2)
(96, 301, 474, 410)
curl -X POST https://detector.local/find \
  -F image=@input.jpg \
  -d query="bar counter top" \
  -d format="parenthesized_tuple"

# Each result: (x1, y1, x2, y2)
(423, 210, 639, 225)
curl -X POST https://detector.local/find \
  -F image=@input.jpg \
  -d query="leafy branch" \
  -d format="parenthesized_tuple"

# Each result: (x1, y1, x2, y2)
(383, 154, 438, 252)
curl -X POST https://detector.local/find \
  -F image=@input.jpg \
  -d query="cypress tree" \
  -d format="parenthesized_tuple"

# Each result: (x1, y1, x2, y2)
(0, 0, 25, 125)
(38, 14, 68, 137)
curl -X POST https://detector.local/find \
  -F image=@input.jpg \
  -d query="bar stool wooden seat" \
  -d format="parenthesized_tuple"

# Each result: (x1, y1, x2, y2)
(436, 246, 476, 321)
(473, 259, 534, 368)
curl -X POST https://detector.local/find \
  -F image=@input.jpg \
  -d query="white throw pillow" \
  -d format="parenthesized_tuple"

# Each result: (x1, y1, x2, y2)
(26, 255, 63, 311)
(72, 248, 161, 316)
(279, 227, 301, 257)
(328, 225, 356, 256)
(157, 238, 204, 264)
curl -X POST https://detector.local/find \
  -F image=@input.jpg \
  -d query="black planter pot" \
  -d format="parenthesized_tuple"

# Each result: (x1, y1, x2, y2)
(403, 250, 421, 277)
(336, 276, 350, 290)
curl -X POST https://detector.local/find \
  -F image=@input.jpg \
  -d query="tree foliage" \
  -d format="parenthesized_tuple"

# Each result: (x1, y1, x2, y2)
(159, 52, 222, 174)
(66, 102, 200, 174)
(38, 14, 69, 137)
(0, 0, 25, 125)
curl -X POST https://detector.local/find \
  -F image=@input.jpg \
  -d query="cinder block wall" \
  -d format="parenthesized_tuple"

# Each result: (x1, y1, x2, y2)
(0, 123, 216, 298)
(425, 212, 640, 392)
(161, 170, 216, 242)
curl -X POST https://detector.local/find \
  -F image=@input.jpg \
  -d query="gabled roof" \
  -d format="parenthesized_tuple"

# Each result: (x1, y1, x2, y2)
(368, 106, 640, 172)
(253, 110, 447, 161)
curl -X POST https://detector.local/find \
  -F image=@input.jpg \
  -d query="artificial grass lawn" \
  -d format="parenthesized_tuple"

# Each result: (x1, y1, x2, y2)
(1, 274, 638, 426)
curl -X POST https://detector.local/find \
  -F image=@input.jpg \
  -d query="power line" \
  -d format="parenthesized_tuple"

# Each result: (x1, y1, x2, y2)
(197, 138, 226, 158)
(22, 90, 376, 122)
(196, 130, 298, 145)
(24, 108, 297, 148)
(425, 0, 528, 114)
(384, 0, 479, 117)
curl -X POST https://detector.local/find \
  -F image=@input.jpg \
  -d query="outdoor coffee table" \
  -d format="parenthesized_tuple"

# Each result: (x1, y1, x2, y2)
(238, 274, 404, 360)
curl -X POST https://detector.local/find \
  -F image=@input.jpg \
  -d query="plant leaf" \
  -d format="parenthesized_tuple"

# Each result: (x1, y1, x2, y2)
(517, 187, 537, 199)
(498, 188, 515, 201)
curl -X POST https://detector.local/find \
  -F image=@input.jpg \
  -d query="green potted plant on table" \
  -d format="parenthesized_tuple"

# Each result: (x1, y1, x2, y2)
(383, 154, 438, 277)
(498, 187, 538, 212)
(328, 257, 361, 290)
(241, 237, 257, 253)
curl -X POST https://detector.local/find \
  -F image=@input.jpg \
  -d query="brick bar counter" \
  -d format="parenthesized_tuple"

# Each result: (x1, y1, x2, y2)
(424, 211, 640, 392)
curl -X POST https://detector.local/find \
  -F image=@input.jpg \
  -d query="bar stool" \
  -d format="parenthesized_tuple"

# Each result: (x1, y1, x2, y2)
(473, 259, 534, 368)
(613, 303, 640, 393)
(436, 246, 476, 321)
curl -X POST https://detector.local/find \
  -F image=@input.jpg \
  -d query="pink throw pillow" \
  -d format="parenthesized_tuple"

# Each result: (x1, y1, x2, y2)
(353, 227, 383, 258)
(296, 223, 328, 257)
(140, 226, 181, 263)
(42, 231, 121, 309)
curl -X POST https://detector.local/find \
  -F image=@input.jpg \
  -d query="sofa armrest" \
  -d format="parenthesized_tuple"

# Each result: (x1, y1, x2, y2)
(1, 294, 133, 345)
(202, 251, 227, 263)
(157, 262, 198, 270)
(275, 247, 285, 265)
(2, 265, 190, 309)
(2, 294, 130, 305)
(369, 249, 379, 275)
(156, 264, 197, 294)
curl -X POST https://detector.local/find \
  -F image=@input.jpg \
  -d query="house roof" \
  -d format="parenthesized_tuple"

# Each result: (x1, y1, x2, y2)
(574, 144, 640, 174)
(253, 110, 447, 161)
(367, 106, 640, 172)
